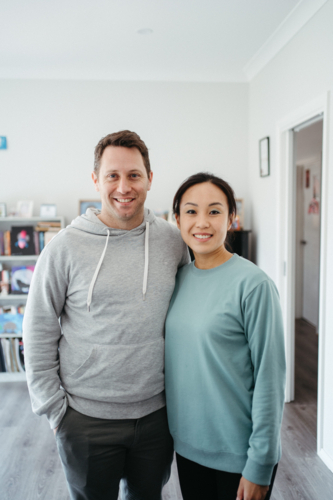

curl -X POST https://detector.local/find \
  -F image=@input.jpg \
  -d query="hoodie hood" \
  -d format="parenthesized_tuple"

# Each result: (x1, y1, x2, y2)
(69, 207, 156, 309)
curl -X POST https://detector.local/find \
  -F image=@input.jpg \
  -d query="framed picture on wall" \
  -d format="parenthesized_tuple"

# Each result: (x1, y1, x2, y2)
(79, 200, 102, 215)
(17, 200, 34, 218)
(259, 136, 270, 177)
(40, 204, 57, 217)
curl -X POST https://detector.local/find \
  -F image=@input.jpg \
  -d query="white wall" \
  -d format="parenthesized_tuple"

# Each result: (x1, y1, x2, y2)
(248, 0, 333, 469)
(0, 80, 248, 225)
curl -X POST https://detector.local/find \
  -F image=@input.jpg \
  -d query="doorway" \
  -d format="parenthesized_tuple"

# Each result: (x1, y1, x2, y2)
(276, 92, 330, 464)
(293, 118, 323, 426)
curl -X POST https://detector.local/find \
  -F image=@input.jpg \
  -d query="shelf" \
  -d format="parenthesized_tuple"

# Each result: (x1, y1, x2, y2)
(0, 255, 39, 261)
(0, 216, 65, 223)
(0, 372, 26, 382)
(0, 294, 28, 300)
(0, 333, 23, 338)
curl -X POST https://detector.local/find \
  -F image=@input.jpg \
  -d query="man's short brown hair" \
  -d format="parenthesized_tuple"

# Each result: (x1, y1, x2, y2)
(94, 130, 151, 177)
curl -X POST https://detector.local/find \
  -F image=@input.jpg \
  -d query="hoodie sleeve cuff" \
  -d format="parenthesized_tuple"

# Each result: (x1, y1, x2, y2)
(242, 458, 276, 486)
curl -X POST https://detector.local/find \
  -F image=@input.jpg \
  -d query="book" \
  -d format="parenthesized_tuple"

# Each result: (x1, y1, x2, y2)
(0, 341, 6, 372)
(4, 231, 11, 255)
(11, 266, 35, 294)
(44, 230, 59, 246)
(0, 313, 24, 334)
(39, 231, 44, 252)
(1, 338, 11, 372)
(10, 226, 35, 256)
(34, 231, 40, 255)
(0, 231, 4, 255)
(15, 338, 25, 372)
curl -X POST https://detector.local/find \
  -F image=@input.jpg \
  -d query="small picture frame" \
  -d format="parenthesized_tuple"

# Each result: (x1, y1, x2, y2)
(16, 200, 34, 218)
(0, 202, 7, 217)
(259, 137, 270, 177)
(40, 204, 57, 217)
(79, 200, 102, 215)
(232, 198, 244, 230)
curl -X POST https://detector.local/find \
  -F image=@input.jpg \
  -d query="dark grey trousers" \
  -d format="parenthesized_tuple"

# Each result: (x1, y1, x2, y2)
(55, 406, 174, 500)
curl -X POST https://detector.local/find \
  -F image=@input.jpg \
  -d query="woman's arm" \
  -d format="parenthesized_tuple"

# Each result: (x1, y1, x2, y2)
(241, 279, 286, 486)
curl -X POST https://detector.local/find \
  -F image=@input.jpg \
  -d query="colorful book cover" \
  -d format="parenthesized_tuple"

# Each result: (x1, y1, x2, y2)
(11, 266, 35, 294)
(0, 313, 24, 334)
(10, 226, 35, 256)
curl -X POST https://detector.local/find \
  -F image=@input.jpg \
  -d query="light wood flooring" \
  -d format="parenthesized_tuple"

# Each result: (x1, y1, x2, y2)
(0, 319, 332, 499)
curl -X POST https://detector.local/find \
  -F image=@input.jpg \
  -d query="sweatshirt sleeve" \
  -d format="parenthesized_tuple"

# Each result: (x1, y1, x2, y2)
(241, 279, 286, 485)
(23, 237, 68, 429)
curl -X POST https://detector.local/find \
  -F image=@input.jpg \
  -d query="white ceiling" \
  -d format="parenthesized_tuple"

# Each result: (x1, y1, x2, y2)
(0, 0, 323, 82)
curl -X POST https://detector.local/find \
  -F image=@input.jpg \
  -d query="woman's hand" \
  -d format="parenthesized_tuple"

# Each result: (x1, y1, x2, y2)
(236, 477, 269, 500)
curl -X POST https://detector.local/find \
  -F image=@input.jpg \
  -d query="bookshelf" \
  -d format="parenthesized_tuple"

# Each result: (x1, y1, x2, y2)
(0, 216, 65, 382)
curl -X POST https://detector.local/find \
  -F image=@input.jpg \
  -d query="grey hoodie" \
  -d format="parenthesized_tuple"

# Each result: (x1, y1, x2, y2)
(23, 208, 189, 429)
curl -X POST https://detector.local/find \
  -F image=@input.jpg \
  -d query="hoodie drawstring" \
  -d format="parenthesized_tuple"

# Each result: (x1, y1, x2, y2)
(142, 222, 149, 301)
(86, 222, 150, 311)
(87, 229, 110, 311)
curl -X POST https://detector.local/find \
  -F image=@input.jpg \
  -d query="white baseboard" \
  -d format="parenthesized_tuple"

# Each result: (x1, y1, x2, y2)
(318, 448, 333, 473)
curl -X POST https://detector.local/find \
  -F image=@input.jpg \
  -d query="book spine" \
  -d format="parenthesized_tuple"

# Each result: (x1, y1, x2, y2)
(39, 231, 44, 252)
(4, 231, 11, 256)
(0, 340, 6, 372)
(0, 231, 4, 255)
(35, 231, 40, 255)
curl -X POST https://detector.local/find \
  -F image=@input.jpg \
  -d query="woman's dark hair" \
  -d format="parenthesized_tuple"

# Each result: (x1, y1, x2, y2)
(173, 172, 237, 219)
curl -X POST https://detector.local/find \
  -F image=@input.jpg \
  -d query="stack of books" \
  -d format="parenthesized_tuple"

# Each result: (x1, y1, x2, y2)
(0, 221, 61, 256)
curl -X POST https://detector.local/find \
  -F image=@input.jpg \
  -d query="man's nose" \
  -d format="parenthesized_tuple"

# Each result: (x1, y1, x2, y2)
(117, 177, 131, 194)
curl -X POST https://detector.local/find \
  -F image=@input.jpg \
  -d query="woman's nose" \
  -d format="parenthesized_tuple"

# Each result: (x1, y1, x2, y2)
(195, 216, 209, 228)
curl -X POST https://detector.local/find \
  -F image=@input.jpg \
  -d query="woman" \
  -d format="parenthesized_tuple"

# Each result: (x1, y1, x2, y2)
(165, 173, 286, 500)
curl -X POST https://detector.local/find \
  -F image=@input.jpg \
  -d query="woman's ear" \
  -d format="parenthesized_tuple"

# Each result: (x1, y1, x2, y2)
(228, 214, 234, 230)
(175, 214, 181, 229)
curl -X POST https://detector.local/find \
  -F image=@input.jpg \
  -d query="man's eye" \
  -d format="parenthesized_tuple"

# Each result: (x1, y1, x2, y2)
(131, 174, 139, 178)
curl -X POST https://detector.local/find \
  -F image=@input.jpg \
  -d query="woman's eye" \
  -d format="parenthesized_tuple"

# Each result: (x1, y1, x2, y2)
(186, 210, 196, 214)
(210, 210, 221, 215)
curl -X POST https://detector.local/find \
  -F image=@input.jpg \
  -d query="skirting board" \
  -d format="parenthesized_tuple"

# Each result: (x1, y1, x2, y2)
(319, 449, 333, 474)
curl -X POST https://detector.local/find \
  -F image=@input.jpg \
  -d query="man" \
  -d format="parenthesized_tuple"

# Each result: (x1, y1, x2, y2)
(23, 130, 189, 500)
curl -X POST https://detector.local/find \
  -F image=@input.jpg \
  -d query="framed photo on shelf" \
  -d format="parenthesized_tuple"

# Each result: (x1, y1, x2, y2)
(231, 198, 244, 230)
(40, 204, 57, 217)
(16, 200, 34, 218)
(259, 136, 270, 177)
(79, 200, 102, 215)
(0, 203, 7, 217)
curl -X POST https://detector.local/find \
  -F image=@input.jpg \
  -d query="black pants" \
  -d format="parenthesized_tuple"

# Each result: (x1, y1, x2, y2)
(176, 453, 278, 500)
(55, 406, 174, 500)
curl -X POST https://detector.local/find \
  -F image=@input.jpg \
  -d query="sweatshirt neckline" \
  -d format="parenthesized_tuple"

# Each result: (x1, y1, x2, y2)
(190, 254, 238, 276)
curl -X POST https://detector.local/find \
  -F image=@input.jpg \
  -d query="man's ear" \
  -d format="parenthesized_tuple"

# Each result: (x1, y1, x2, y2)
(147, 171, 153, 191)
(175, 214, 181, 230)
(92, 171, 100, 192)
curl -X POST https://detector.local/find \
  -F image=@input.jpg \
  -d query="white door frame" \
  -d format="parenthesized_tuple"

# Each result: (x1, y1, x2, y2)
(276, 92, 330, 457)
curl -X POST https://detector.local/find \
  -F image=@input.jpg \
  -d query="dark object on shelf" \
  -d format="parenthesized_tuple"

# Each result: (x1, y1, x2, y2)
(228, 230, 252, 260)
(10, 226, 35, 256)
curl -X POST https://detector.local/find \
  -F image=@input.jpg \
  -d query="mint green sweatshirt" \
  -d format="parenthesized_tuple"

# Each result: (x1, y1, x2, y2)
(165, 254, 286, 486)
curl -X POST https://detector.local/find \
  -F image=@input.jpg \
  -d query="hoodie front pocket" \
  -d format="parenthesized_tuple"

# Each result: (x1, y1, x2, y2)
(62, 338, 165, 404)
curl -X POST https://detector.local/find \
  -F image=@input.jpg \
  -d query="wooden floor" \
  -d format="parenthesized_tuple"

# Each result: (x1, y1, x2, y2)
(1, 319, 333, 499)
